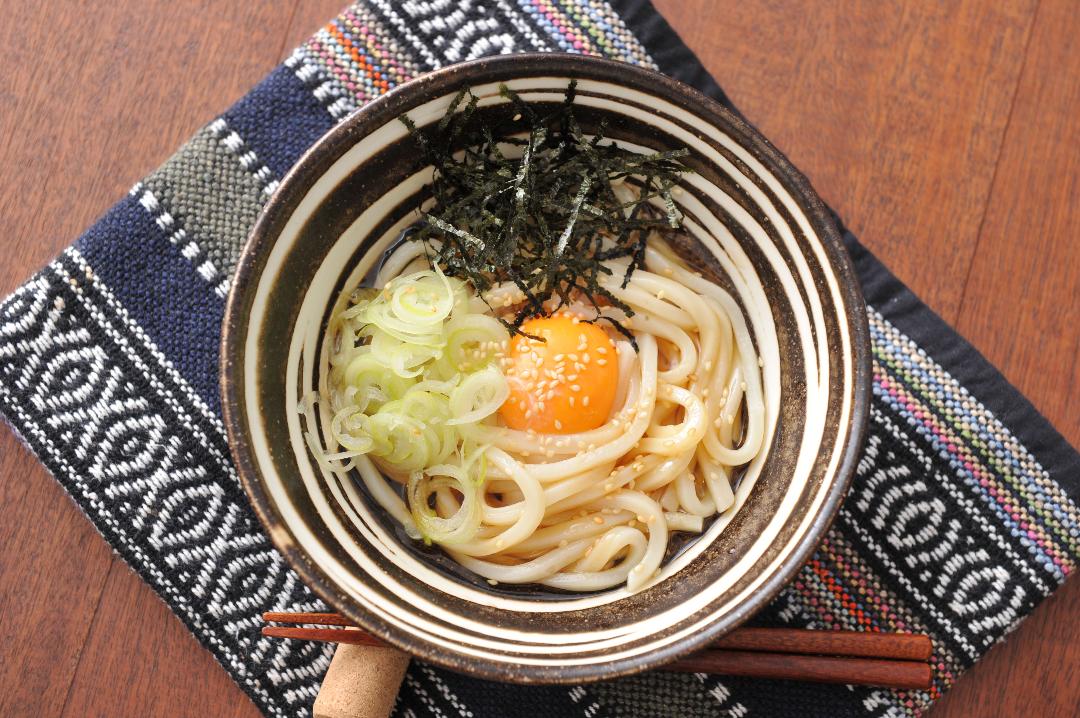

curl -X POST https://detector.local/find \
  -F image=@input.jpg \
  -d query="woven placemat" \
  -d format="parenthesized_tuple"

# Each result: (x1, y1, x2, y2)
(1, 2, 1076, 716)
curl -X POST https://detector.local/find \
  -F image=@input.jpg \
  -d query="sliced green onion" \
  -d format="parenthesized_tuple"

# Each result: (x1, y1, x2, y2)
(407, 454, 486, 545)
(316, 267, 510, 550)
(446, 365, 509, 426)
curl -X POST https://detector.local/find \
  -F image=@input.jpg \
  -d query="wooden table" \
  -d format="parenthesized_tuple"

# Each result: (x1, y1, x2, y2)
(1, 1, 1076, 716)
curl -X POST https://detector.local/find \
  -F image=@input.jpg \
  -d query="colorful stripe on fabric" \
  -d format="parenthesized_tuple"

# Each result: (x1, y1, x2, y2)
(0, 3, 1077, 718)
(515, 0, 656, 64)
(870, 310, 1079, 578)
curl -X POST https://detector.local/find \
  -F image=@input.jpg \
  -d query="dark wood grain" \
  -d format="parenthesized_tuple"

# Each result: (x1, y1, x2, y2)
(60, 560, 259, 718)
(0, 438, 114, 717)
(651, 0, 1039, 324)
(953, 0, 1080, 442)
(933, 0, 1080, 715)
(0, 1, 1076, 716)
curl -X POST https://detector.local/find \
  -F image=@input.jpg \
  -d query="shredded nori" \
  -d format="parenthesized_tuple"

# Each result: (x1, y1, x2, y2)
(399, 81, 690, 345)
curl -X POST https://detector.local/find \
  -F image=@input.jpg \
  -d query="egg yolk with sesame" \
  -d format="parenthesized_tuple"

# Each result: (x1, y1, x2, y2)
(499, 315, 619, 434)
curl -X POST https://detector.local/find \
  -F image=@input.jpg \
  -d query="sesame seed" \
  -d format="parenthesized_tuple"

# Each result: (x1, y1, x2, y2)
(582, 396, 590, 407)
(596, 359, 607, 366)
(571, 384, 581, 392)
(569, 396, 576, 407)
(593, 516, 604, 525)
(554, 419, 563, 430)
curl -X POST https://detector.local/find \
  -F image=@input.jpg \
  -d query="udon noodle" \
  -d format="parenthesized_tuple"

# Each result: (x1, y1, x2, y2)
(308, 231, 765, 593)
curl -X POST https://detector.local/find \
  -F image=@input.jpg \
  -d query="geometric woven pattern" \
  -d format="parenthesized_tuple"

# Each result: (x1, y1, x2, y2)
(0, 2, 1076, 717)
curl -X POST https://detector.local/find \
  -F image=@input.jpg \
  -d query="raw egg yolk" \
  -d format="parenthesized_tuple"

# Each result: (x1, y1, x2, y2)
(499, 315, 619, 434)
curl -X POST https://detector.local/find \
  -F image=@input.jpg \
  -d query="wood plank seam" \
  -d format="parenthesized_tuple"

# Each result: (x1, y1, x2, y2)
(954, 0, 1044, 325)
(56, 561, 119, 718)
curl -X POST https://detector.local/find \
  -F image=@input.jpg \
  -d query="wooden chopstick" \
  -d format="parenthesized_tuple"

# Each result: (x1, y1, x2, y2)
(264, 625, 385, 649)
(670, 650, 933, 690)
(266, 611, 354, 627)
(263, 611, 932, 661)
(711, 626, 933, 661)
(262, 612, 934, 689)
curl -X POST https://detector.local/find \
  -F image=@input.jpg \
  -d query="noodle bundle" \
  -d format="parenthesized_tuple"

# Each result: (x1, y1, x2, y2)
(312, 236, 765, 593)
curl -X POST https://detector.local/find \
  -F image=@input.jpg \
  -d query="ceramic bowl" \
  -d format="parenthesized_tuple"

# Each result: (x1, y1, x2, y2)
(221, 53, 871, 683)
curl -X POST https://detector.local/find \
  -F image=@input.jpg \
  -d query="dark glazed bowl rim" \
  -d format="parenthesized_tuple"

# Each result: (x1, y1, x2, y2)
(221, 53, 872, 684)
